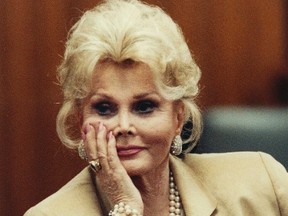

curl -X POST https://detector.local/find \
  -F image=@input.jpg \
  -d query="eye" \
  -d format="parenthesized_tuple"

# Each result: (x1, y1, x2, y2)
(91, 102, 116, 116)
(134, 100, 158, 114)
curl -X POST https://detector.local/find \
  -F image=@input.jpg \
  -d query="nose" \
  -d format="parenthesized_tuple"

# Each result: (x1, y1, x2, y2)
(113, 109, 135, 136)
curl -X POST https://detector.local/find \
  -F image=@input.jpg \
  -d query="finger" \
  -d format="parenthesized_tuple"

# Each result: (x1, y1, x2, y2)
(107, 131, 123, 170)
(96, 122, 110, 169)
(83, 124, 97, 161)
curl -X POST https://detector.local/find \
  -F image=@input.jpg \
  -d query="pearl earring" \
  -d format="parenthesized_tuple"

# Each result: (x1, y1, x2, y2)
(171, 135, 183, 156)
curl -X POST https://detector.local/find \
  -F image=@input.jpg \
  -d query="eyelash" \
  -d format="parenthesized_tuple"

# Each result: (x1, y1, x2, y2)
(91, 102, 116, 116)
(90, 100, 158, 116)
(133, 100, 158, 114)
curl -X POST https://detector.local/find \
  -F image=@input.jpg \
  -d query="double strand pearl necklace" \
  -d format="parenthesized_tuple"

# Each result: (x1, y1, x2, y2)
(169, 171, 183, 216)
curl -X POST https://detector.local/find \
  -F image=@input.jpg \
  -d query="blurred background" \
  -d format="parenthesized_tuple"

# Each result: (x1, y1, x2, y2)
(0, 0, 287, 215)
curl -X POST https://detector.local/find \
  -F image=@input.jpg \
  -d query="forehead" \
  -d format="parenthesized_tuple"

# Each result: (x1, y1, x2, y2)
(91, 61, 158, 92)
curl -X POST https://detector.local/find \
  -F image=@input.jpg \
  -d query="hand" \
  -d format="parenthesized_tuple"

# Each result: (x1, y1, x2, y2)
(82, 122, 144, 213)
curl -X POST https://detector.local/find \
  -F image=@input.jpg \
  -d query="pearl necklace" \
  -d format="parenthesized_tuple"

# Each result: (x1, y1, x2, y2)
(169, 171, 183, 216)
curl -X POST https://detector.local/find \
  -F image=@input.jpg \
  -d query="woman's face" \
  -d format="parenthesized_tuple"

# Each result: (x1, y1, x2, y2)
(81, 62, 184, 176)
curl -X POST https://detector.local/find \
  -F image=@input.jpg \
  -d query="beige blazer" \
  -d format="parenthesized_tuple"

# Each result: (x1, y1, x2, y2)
(24, 152, 288, 216)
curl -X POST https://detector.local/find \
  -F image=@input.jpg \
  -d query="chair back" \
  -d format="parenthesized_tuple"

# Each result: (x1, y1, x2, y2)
(194, 107, 288, 170)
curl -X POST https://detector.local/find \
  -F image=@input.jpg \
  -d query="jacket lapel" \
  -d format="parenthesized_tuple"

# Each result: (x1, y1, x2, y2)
(170, 155, 217, 216)
(94, 156, 217, 216)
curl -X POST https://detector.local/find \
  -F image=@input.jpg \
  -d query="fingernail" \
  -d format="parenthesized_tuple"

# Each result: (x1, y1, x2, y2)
(88, 124, 93, 131)
(83, 123, 91, 133)
(81, 132, 86, 141)
(109, 131, 114, 140)
(99, 122, 104, 131)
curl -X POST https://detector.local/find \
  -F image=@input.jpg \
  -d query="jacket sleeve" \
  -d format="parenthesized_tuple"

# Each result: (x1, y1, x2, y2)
(259, 152, 288, 215)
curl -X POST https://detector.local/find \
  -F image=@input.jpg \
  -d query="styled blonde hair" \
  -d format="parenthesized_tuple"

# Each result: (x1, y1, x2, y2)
(57, 0, 202, 153)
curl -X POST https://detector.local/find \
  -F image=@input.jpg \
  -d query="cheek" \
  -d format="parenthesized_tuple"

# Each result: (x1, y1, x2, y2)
(82, 106, 111, 128)
(81, 108, 101, 131)
(82, 111, 97, 126)
(144, 129, 173, 148)
(137, 116, 176, 148)
(81, 114, 116, 133)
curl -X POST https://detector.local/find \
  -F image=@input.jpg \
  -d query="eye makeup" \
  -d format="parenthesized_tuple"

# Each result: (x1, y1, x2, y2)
(88, 92, 162, 117)
(90, 100, 117, 116)
(132, 99, 159, 115)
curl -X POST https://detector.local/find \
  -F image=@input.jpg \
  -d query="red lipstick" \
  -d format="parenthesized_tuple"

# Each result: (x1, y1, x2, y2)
(117, 146, 144, 157)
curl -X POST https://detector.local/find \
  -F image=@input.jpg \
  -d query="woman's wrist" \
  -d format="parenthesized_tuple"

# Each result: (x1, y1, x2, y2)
(108, 202, 142, 216)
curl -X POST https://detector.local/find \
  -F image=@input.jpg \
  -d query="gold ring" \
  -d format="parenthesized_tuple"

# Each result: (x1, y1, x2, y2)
(89, 159, 101, 173)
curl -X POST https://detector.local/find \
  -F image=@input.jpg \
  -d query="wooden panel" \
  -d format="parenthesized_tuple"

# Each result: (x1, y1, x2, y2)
(0, 0, 87, 215)
(194, 0, 286, 107)
(0, 1, 9, 214)
(164, 0, 286, 107)
(1, 1, 37, 214)
(146, 0, 286, 107)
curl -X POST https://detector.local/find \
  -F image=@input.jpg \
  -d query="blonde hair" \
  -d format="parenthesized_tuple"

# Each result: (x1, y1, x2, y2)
(57, 0, 202, 153)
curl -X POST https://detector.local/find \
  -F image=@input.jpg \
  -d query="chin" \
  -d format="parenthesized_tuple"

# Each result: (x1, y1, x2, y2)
(121, 160, 150, 177)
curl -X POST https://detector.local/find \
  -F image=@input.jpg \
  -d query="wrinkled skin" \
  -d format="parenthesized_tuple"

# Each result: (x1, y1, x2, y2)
(80, 61, 184, 215)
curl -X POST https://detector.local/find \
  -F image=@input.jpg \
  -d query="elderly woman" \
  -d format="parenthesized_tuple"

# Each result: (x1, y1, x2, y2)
(25, 0, 288, 215)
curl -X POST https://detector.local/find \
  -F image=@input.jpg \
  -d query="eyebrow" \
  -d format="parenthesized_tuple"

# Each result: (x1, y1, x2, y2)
(90, 91, 160, 100)
(133, 92, 160, 99)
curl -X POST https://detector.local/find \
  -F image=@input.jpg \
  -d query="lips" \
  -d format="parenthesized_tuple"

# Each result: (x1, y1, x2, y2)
(116, 146, 144, 157)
